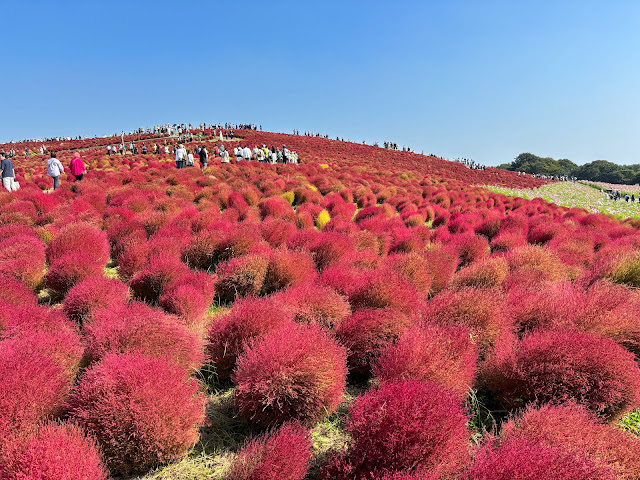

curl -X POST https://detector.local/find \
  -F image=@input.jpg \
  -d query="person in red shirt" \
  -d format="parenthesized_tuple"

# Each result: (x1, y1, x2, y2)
(70, 152, 86, 181)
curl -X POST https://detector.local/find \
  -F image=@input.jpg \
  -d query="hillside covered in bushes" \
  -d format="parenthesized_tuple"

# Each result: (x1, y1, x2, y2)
(2, 128, 640, 479)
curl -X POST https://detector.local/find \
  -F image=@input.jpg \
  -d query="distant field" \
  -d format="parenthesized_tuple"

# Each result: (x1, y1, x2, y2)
(485, 181, 640, 219)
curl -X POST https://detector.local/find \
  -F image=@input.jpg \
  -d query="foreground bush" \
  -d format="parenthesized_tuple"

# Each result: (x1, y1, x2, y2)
(481, 330, 640, 420)
(501, 403, 640, 480)
(68, 353, 206, 475)
(206, 296, 293, 380)
(227, 422, 312, 480)
(215, 254, 270, 303)
(46, 222, 110, 266)
(337, 308, 412, 376)
(276, 282, 351, 329)
(374, 324, 477, 397)
(0, 340, 71, 437)
(84, 302, 204, 370)
(421, 287, 509, 349)
(45, 252, 106, 295)
(0, 422, 108, 480)
(464, 437, 616, 480)
(63, 275, 130, 323)
(320, 380, 470, 479)
(233, 323, 347, 427)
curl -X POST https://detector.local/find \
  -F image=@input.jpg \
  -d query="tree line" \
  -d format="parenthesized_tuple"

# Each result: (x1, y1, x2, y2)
(497, 153, 640, 185)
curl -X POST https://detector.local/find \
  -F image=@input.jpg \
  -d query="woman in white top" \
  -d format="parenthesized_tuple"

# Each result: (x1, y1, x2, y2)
(220, 146, 230, 163)
(47, 152, 65, 190)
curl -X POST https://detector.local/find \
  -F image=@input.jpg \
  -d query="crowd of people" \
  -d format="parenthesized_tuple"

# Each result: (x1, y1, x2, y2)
(450, 157, 487, 171)
(516, 172, 576, 181)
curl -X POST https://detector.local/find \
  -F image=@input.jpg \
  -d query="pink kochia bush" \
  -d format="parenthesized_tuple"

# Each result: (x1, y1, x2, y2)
(500, 403, 640, 480)
(481, 330, 640, 420)
(62, 275, 130, 323)
(464, 437, 616, 480)
(45, 251, 107, 295)
(320, 380, 470, 480)
(0, 340, 71, 437)
(215, 253, 270, 303)
(276, 282, 351, 329)
(227, 422, 312, 480)
(374, 324, 477, 398)
(233, 322, 347, 427)
(206, 296, 293, 380)
(0, 422, 108, 480)
(83, 302, 205, 370)
(337, 308, 412, 376)
(68, 353, 207, 475)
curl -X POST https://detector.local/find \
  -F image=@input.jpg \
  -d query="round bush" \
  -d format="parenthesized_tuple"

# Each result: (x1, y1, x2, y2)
(374, 324, 477, 398)
(159, 280, 214, 332)
(348, 267, 424, 314)
(233, 322, 347, 427)
(227, 422, 312, 480)
(46, 222, 109, 266)
(68, 353, 206, 475)
(130, 255, 192, 302)
(84, 302, 204, 370)
(481, 330, 640, 420)
(276, 282, 351, 329)
(384, 252, 432, 295)
(464, 438, 616, 480)
(0, 339, 71, 437)
(0, 234, 46, 289)
(336, 308, 412, 376)
(320, 380, 470, 480)
(45, 252, 106, 295)
(63, 275, 130, 323)
(262, 249, 317, 294)
(215, 254, 270, 303)
(0, 422, 108, 480)
(206, 296, 293, 380)
(450, 257, 509, 290)
(501, 403, 640, 480)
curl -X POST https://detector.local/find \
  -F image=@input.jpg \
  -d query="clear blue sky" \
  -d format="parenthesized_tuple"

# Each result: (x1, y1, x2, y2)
(1, 0, 638, 166)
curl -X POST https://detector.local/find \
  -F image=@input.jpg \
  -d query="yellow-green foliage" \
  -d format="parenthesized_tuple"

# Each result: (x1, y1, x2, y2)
(282, 191, 295, 205)
(317, 209, 331, 229)
(320, 164, 329, 169)
(609, 252, 640, 288)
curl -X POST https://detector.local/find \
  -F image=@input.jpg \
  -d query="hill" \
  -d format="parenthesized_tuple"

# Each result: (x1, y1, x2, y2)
(2, 127, 640, 480)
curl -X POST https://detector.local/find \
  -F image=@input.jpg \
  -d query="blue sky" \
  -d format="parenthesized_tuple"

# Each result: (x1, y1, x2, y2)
(1, 0, 638, 166)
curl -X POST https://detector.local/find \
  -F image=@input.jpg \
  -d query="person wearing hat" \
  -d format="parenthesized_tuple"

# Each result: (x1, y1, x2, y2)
(0, 152, 19, 192)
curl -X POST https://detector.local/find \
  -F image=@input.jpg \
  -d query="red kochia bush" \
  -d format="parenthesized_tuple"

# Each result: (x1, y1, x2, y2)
(501, 403, 640, 480)
(421, 287, 510, 349)
(83, 302, 204, 370)
(262, 249, 317, 294)
(348, 268, 424, 314)
(206, 296, 293, 380)
(276, 282, 351, 329)
(481, 330, 640, 420)
(227, 422, 312, 480)
(320, 381, 470, 480)
(337, 308, 412, 376)
(0, 340, 70, 437)
(450, 256, 509, 290)
(62, 275, 130, 323)
(421, 246, 458, 294)
(215, 253, 270, 303)
(0, 422, 108, 480)
(45, 252, 106, 294)
(233, 322, 347, 427)
(0, 234, 46, 289)
(374, 324, 477, 398)
(384, 252, 432, 295)
(464, 437, 616, 480)
(68, 353, 206, 475)
(130, 255, 192, 302)
(46, 222, 109, 265)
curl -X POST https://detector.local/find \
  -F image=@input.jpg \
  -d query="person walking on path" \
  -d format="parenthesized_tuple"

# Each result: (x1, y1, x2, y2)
(220, 145, 230, 163)
(70, 152, 86, 181)
(47, 152, 65, 190)
(0, 152, 19, 192)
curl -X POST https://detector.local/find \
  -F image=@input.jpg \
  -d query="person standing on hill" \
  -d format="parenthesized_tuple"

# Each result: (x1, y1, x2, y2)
(220, 145, 230, 163)
(175, 144, 187, 169)
(185, 149, 195, 167)
(70, 152, 86, 181)
(0, 152, 19, 192)
(47, 152, 65, 190)
(199, 145, 208, 169)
